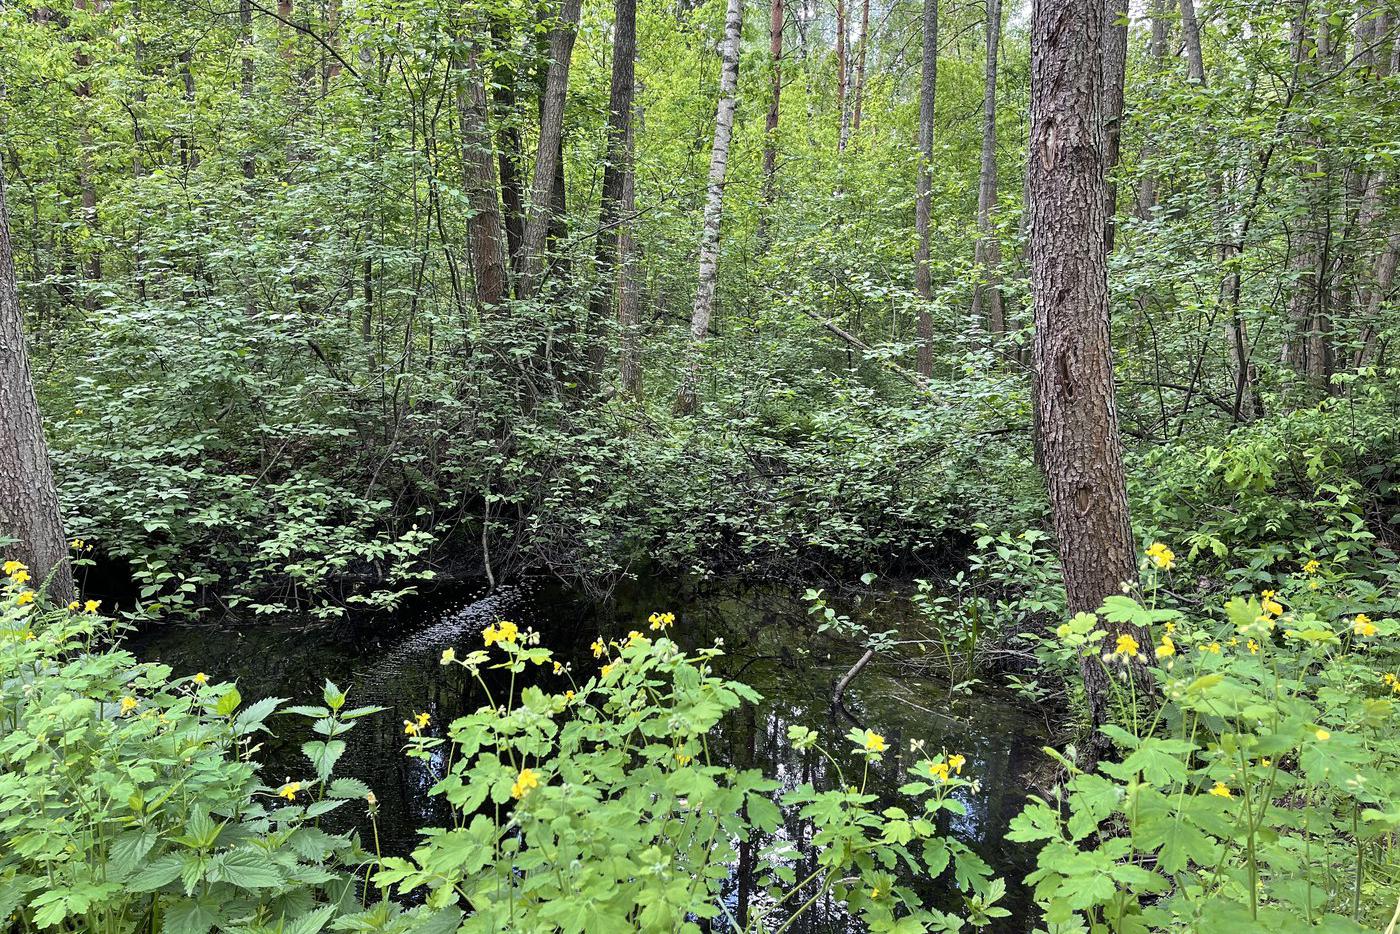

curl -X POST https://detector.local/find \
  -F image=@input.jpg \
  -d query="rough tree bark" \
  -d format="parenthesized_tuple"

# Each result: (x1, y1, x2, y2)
(516, 0, 584, 299)
(914, 0, 938, 378)
(758, 0, 783, 245)
(851, 0, 869, 133)
(0, 166, 75, 604)
(1179, 0, 1206, 84)
(836, 0, 849, 151)
(586, 0, 637, 381)
(617, 100, 643, 397)
(1028, 0, 1144, 751)
(456, 16, 509, 314)
(676, 0, 744, 414)
(241, 0, 256, 180)
(970, 0, 1004, 337)
(73, 0, 102, 293)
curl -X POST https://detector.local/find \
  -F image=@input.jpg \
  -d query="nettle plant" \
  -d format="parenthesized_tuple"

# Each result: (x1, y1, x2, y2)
(1010, 551, 1400, 932)
(377, 615, 1010, 932)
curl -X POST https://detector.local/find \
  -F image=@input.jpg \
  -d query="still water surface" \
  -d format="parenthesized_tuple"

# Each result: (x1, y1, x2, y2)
(129, 577, 1047, 931)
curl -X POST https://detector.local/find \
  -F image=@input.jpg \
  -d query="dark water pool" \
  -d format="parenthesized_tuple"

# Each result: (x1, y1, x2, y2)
(127, 577, 1047, 931)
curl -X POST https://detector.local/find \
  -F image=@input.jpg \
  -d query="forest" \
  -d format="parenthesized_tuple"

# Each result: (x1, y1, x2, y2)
(1, 0, 1399, 928)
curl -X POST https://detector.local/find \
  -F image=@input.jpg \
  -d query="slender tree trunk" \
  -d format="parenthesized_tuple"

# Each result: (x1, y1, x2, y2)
(914, 0, 938, 378)
(241, 0, 256, 180)
(759, 0, 783, 244)
(1101, 0, 1128, 250)
(1135, 0, 1172, 219)
(851, 0, 869, 133)
(587, 0, 637, 382)
(971, 0, 1004, 337)
(457, 18, 509, 314)
(676, 0, 744, 414)
(1179, 0, 1206, 84)
(487, 17, 527, 281)
(516, 0, 583, 299)
(1028, 0, 1143, 752)
(0, 167, 75, 604)
(836, 0, 849, 151)
(179, 48, 199, 171)
(73, 0, 102, 294)
(617, 99, 643, 396)
(324, 0, 343, 89)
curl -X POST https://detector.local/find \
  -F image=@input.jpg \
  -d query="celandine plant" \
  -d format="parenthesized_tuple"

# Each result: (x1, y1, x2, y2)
(1011, 547, 1400, 931)
(377, 614, 1010, 932)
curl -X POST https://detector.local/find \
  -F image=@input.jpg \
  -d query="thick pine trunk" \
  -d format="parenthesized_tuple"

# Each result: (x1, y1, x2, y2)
(914, 0, 938, 378)
(676, 0, 744, 414)
(587, 0, 638, 382)
(971, 0, 1004, 337)
(517, 0, 583, 299)
(0, 168, 75, 604)
(1028, 0, 1143, 749)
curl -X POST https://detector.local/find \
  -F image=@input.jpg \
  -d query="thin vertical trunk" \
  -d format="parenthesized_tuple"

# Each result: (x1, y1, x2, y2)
(1179, 0, 1206, 83)
(179, 49, 199, 171)
(587, 0, 637, 380)
(851, 0, 869, 133)
(676, 0, 744, 414)
(73, 0, 102, 292)
(517, 0, 584, 299)
(457, 19, 509, 314)
(759, 0, 783, 244)
(836, 0, 849, 151)
(971, 0, 1004, 337)
(1028, 0, 1143, 751)
(1135, 0, 1172, 218)
(617, 98, 643, 396)
(0, 166, 76, 604)
(487, 17, 527, 280)
(325, 0, 343, 90)
(241, 0, 256, 180)
(1101, 0, 1128, 250)
(914, 0, 938, 378)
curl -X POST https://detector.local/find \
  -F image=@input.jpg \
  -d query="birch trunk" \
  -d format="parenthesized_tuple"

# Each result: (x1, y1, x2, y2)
(676, 0, 744, 414)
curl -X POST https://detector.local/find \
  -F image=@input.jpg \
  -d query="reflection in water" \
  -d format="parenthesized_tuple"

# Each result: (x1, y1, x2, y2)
(128, 577, 1045, 932)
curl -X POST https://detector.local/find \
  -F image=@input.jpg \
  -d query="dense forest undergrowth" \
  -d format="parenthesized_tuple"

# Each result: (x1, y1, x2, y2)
(4, 0, 1400, 928)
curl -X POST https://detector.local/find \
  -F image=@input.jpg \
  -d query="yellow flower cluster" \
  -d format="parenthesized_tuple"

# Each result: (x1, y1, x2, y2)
(1260, 590, 1284, 618)
(1208, 782, 1232, 798)
(403, 711, 430, 736)
(1105, 632, 1147, 665)
(1146, 543, 1176, 570)
(1302, 559, 1320, 575)
(511, 767, 540, 800)
(1382, 673, 1400, 695)
(626, 630, 648, 647)
(119, 695, 139, 715)
(1352, 614, 1377, 638)
(482, 620, 519, 646)
(192, 672, 208, 685)
(1155, 635, 1176, 659)
(928, 753, 967, 783)
(591, 638, 606, 658)
(648, 611, 676, 631)
(862, 730, 886, 753)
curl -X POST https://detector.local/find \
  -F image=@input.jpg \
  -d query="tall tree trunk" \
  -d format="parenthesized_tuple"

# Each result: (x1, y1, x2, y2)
(970, 0, 1004, 337)
(914, 0, 937, 378)
(1028, 0, 1143, 752)
(0, 167, 75, 604)
(587, 0, 637, 381)
(1179, 0, 1206, 84)
(1134, 0, 1172, 219)
(676, 0, 744, 414)
(758, 0, 783, 244)
(617, 99, 643, 397)
(73, 0, 102, 294)
(487, 17, 527, 280)
(517, 0, 583, 299)
(1101, 0, 1128, 250)
(851, 0, 869, 133)
(836, 0, 849, 151)
(179, 48, 199, 171)
(457, 18, 509, 314)
(241, 0, 256, 180)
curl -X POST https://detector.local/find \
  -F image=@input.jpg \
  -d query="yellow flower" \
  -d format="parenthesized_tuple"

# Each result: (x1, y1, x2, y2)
(863, 730, 886, 753)
(1146, 543, 1176, 570)
(9, 569, 30, 584)
(1260, 592, 1284, 617)
(930, 760, 951, 782)
(483, 620, 519, 646)
(193, 672, 208, 685)
(1208, 782, 1232, 798)
(84, 599, 100, 613)
(403, 719, 422, 736)
(119, 696, 138, 715)
(870, 887, 882, 900)
(948, 753, 966, 775)
(600, 663, 616, 678)
(440, 647, 456, 665)
(1055, 623, 1072, 638)
(67, 600, 80, 611)
(1155, 635, 1175, 659)
(552, 661, 563, 674)
(1165, 621, 1176, 634)
(1247, 639, 1259, 655)
(1315, 728, 1330, 742)
(511, 767, 540, 800)
(1200, 642, 1222, 655)
(649, 611, 676, 631)
(591, 638, 606, 658)
(2, 560, 26, 576)
(1353, 614, 1377, 637)
(278, 782, 302, 801)
(564, 690, 575, 701)
(674, 751, 693, 767)
(15, 591, 35, 606)
(1259, 758, 1272, 768)
(1227, 637, 1239, 647)
(1302, 559, 1320, 575)
(1114, 633, 1140, 657)
(626, 630, 647, 647)
(414, 712, 430, 729)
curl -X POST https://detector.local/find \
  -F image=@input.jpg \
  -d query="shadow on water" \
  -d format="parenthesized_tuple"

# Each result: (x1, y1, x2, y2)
(127, 576, 1048, 932)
